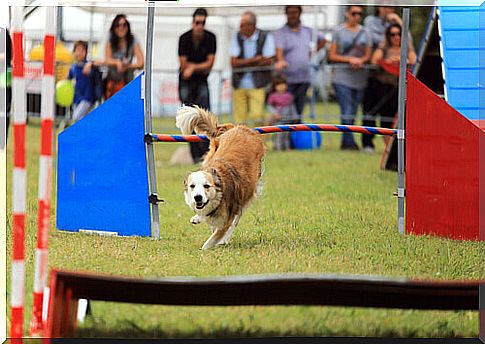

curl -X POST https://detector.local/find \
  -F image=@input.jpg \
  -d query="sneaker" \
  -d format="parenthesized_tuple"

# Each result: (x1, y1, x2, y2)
(363, 146, 375, 154)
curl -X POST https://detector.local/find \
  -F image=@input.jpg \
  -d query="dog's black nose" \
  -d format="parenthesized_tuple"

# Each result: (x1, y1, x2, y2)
(194, 195, 203, 203)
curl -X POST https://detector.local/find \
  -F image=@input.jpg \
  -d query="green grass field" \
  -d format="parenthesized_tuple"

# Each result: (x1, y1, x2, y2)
(5, 103, 484, 338)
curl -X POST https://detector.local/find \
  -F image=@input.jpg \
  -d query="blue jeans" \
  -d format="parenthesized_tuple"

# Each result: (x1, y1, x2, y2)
(179, 78, 210, 109)
(179, 78, 211, 163)
(332, 83, 364, 147)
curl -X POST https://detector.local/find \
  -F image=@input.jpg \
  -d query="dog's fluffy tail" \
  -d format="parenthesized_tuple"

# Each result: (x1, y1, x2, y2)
(176, 105, 220, 139)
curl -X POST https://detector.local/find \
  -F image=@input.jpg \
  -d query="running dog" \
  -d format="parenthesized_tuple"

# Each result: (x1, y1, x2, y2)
(176, 105, 265, 250)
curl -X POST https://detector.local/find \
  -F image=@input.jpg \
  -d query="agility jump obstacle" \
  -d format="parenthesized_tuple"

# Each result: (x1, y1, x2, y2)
(55, 6, 482, 241)
(55, 73, 401, 238)
(55, 73, 399, 238)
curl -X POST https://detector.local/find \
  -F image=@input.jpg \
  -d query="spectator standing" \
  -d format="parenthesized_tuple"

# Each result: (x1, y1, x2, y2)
(178, 8, 216, 163)
(231, 11, 275, 126)
(361, 7, 411, 152)
(364, 6, 403, 50)
(274, 5, 326, 122)
(68, 41, 102, 123)
(363, 24, 416, 149)
(328, 5, 372, 150)
(267, 75, 296, 151)
(104, 14, 144, 99)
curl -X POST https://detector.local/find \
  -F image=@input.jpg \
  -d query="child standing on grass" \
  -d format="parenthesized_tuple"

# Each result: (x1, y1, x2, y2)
(267, 75, 297, 151)
(68, 40, 103, 123)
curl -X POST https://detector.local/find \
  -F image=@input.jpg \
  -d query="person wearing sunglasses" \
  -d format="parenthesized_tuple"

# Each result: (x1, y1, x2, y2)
(360, 24, 416, 151)
(178, 8, 216, 163)
(361, 7, 414, 153)
(364, 6, 403, 51)
(104, 14, 144, 99)
(328, 5, 372, 151)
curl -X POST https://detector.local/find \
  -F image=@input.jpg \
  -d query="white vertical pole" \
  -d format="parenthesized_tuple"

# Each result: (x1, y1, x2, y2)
(29, 6, 57, 337)
(397, 8, 410, 235)
(10, 4, 27, 338)
(144, 1, 160, 238)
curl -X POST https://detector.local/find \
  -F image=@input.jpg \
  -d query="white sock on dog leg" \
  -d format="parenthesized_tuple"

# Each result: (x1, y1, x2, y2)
(222, 215, 240, 244)
(221, 229, 233, 245)
(202, 237, 217, 250)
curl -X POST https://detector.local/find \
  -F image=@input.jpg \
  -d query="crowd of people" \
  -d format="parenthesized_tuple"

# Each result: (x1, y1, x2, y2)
(176, 5, 416, 158)
(2, 5, 417, 160)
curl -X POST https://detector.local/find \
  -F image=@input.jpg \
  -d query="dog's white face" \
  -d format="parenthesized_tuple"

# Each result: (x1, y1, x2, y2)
(184, 171, 222, 215)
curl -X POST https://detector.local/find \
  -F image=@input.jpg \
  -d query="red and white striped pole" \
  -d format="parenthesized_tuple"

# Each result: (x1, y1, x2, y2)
(29, 6, 57, 337)
(10, 5, 27, 339)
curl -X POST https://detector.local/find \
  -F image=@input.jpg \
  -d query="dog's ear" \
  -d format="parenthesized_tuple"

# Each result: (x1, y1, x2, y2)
(209, 168, 221, 188)
(183, 172, 191, 190)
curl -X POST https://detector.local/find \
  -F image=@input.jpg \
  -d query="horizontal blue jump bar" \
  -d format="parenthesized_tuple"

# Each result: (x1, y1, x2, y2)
(151, 124, 398, 143)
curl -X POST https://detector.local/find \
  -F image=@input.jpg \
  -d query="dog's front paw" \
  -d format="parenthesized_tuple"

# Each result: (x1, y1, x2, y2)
(201, 238, 216, 250)
(190, 215, 201, 225)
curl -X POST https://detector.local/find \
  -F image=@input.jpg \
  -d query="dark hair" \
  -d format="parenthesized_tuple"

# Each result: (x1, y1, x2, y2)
(193, 8, 208, 18)
(73, 40, 88, 52)
(271, 74, 288, 93)
(374, 6, 396, 16)
(285, 5, 302, 14)
(109, 14, 134, 58)
(385, 23, 402, 46)
(346, 5, 364, 12)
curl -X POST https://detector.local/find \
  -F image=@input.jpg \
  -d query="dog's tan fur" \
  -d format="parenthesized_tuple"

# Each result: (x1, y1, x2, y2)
(177, 105, 265, 250)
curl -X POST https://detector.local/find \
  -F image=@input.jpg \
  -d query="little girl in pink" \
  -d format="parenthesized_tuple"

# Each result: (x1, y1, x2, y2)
(267, 75, 297, 150)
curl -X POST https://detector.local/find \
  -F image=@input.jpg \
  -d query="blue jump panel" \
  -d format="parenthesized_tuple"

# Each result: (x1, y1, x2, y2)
(438, 4, 485, 121)
(57, 74, 151, 236)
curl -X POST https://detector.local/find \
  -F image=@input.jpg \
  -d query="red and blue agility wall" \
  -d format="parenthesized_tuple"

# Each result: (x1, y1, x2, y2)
(57, 4, 484, 241)
(405, 2, 483, 242)
(56, 72, 483, 241)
